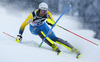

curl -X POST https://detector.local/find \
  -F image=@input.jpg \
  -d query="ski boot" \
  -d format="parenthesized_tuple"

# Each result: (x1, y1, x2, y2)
(51, 44, 61, 55)
(76, 52, 81, 59)
(56, 48, 61, 55)
(71, 47, 81, 59)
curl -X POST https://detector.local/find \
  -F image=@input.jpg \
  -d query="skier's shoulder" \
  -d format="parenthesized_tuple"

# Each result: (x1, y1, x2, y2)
(47, 10, 51, 14)
(31, 9, 39, 16)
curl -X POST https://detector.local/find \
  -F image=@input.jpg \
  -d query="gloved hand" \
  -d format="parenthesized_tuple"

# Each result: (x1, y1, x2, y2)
(15, 34, 22, 43)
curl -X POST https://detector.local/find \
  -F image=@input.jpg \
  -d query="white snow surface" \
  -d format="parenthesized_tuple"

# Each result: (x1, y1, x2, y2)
(0, 6, 100, 62)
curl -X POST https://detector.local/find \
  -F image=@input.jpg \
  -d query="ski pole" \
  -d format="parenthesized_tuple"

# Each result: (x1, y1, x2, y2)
(3, 32, 30, 43)
(56, 25, 98, 46)
(39, 5, 71, 47)
(3, 32, 16, 39)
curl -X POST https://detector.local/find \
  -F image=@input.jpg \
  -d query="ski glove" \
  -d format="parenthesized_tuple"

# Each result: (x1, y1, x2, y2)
(16, 34, 22, 43)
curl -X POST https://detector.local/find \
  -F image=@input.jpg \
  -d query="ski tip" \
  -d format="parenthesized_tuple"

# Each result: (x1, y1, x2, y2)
(57, 51, 61, 55)
(76, 54, 81, 59)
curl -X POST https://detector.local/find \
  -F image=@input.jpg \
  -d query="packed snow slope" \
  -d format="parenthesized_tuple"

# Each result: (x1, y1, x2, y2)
(0, 6, 100, 62)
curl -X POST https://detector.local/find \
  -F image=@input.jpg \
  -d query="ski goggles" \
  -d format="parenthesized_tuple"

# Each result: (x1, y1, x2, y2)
(40, 10, 47, 14)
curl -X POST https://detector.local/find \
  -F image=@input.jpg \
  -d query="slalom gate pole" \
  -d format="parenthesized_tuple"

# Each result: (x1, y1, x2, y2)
(39, 5, 71, 47)
(56, 25, 98, 46)
(3, 32, 16, 39)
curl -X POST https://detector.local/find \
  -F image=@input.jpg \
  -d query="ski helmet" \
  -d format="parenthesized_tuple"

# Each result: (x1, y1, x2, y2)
(39, 2, 48, 10)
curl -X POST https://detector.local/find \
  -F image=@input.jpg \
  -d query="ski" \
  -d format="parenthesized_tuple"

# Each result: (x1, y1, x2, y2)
(76, 53, 81, 59)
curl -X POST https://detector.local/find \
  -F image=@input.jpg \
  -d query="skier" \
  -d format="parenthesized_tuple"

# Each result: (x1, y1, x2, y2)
(16, 2, 81, 58)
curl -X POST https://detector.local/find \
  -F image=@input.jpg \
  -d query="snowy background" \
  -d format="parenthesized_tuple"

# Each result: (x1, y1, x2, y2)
(0, 0, 100, 40)
(0, 0, 100, 62)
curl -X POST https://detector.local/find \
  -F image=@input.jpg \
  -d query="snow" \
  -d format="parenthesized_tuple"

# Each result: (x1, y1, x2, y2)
(0, 6, 100, 62)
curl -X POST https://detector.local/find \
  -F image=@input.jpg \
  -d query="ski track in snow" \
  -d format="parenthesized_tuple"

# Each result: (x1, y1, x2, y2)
(0, 6, 100, 62)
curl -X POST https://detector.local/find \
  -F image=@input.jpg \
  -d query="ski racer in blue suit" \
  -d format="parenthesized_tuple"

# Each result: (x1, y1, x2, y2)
(16, 2, 81, 58)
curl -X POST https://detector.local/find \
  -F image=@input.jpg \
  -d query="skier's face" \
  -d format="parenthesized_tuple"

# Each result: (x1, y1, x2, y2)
(40, 10, 47, 17)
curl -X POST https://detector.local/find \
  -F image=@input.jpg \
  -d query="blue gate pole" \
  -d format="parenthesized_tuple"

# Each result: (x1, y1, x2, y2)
(39, 5, 71, 47)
